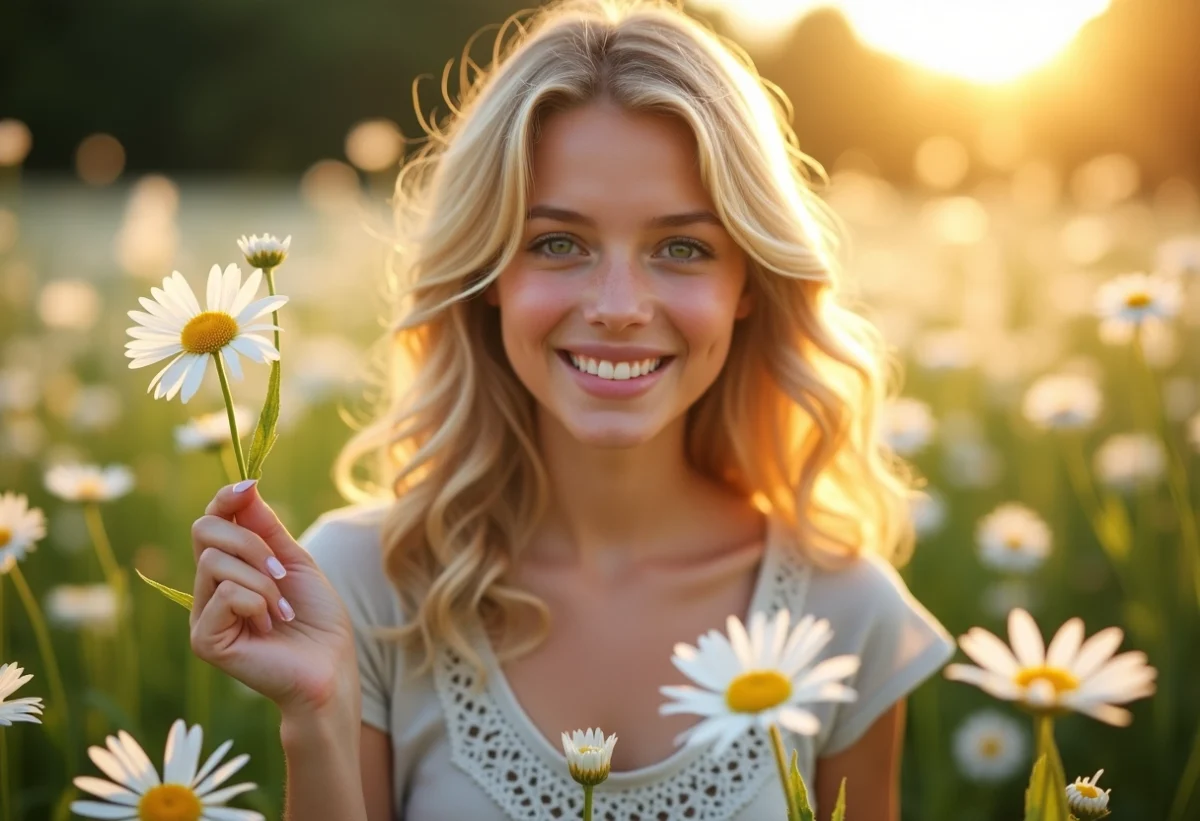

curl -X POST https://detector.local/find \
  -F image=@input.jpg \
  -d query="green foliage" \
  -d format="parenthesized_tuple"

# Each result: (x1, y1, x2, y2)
(245, 360, 281, 480)
(136, 567, 194, 611)
(788, 749, 815, 821)
(1024, 718, 1070, 821)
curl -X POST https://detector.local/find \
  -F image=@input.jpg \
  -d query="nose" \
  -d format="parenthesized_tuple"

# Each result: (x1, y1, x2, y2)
(581, 255, 654, 331)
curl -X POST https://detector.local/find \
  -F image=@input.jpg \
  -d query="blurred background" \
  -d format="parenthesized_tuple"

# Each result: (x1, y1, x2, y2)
(2, 1, 1200, 820)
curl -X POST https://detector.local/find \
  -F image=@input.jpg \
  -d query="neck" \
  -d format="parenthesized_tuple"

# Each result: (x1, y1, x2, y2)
(530, 410, 713, 573)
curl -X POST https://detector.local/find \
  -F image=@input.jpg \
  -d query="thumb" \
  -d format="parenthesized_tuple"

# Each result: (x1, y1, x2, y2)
(205, 480, 311, 566)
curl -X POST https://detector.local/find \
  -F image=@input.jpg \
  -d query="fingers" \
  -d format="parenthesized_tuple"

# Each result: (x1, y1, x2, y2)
(191, 579, 273, 656)
(191, 513, 284, 580)
(204, 480, 313, 568)
(191, 547, 294, 629)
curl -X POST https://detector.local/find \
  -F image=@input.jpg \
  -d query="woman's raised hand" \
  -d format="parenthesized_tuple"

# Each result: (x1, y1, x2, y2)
(189, 480, 357, 718)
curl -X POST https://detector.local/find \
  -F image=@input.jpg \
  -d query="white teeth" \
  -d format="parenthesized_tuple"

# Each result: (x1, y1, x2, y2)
(567, 353, 663, 381)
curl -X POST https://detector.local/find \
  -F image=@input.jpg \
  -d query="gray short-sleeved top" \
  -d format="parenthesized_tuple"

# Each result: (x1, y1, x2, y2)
(299, 502, 954, 820)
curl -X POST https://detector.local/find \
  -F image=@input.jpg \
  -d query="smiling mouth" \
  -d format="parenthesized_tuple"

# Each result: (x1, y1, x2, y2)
(556, 350, 675, 381)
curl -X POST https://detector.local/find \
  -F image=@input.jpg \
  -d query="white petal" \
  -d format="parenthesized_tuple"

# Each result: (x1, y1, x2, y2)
(193, 753, 250, 795)
(166, 271, 202, 316)
(726, 615, 755, 669)
(202, 805, 266, 821)
(138, 296, 183, 324)
(658, 687, 729, 717)
(179, 354, 211, 404)
(958, 628, 1021, 676)
(68, 800, 138, 819)
(228, 337, 269, 364)
(1007, 609, 1046, 668)
(206, 265, 223, 312)
(72, 776, 140, 805)
(1046, 618, 1085, 669)
(115, 730, 161, 790)
(201, 781, 258, 805)
(221, 264, 243, 313)
(235, 294, 288, 326)
(1070, 627, 1124, 680)
(228, 268, 263, 318)
(152, 353, 196, 400)
(1068, 700, 1133, 726)
(163, 720, 197, 785)
(84, 748, 138, 793)
(777, 707, 821, 736)
(222, 346, 244, 382)
(792, 654, 860, 690)
(193, 740, 234, 787)
(127, 309, 181, 334)
(128, 347, 185, 370)
(126, 327, 180, 342)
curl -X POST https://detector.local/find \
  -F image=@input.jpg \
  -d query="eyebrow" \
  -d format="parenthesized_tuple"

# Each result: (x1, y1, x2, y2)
(526, 205, 723, 229)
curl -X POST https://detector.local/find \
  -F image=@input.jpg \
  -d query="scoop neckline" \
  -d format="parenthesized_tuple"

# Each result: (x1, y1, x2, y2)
(473, 513, 782, 786)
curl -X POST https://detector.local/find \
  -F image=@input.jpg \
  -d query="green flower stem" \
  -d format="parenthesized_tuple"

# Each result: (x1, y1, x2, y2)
(84, 502, 140, 723)
(1057, 433, 1131, 595)
(9, 565, 78, 774)
(214, 353, 248, 480)
(769, 724, 801, 821)
(1132, 334, 1200, 606)
(582, 784, 593, 821)
(1033, 714, 1067, 817)
(264, 267, 280, 356)
(218, 443, 241, 485)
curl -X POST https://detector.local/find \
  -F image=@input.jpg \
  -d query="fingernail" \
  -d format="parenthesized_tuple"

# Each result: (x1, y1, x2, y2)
(232, 479, 258, 494)
(266, 556, 287, 579)
(279, 597, 295, 622)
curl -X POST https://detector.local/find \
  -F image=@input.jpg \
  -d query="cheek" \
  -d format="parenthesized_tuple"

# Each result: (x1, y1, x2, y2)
(662, 277, 746, 359)
(496, 270, 575, 357)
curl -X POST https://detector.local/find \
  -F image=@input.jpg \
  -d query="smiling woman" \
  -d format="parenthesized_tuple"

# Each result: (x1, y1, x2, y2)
(180, 2, 953, 820)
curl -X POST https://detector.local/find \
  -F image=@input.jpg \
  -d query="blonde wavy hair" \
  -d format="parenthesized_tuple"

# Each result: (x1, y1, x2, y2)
(333, 0, 918, 685)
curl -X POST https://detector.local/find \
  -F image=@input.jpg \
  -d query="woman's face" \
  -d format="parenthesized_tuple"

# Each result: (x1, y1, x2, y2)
(487, 101, 753, 448)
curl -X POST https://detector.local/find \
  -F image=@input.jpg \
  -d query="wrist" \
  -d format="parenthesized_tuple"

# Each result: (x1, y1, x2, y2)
(280, 699, 361, 753)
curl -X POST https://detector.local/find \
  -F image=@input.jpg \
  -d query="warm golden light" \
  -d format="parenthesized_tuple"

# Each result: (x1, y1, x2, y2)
(688, 0, 1112, 83)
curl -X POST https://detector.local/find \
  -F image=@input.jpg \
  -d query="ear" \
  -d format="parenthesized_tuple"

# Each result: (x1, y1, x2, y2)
(484, 281, 500, 307)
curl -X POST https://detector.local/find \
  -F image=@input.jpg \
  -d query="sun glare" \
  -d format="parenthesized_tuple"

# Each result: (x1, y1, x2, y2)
(688, 0, 1113, 83)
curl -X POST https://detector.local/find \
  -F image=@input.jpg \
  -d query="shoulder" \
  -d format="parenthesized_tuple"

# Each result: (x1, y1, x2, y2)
(297, 499, 400, 621)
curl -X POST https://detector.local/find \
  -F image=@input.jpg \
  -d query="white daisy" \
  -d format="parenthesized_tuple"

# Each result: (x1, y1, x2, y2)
(1093, 271, 1181, 326)
(71, 718, 264, 821)
(0, 491, 46, 574)
(0, 662, 44, 726)
(1093, 432, 1166, 493)
(1022, 373, 1102, 430)
(975, 503, 1052, 574)
(1066, 769, 1111, 819)
(945, 608, 1156, 726)
(659, 609, 860, 756)
(236, 234, 291, 270)
(175, 406, 255, 452)
(560, 728, 617, 786)
(879, 397, 936, 456)
(44, 463, 134, 503)
(124, 264, 286, 404)
(45, 584, 120, 633)
(951, 709, 1027, 783)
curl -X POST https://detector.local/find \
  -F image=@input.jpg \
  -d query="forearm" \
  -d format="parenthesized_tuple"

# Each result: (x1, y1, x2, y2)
(280, 701, 369, 821)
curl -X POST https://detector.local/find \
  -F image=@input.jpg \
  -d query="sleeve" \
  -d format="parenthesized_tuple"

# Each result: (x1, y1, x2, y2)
(297, 510, 400, 734)
(820, 554, 955, 755)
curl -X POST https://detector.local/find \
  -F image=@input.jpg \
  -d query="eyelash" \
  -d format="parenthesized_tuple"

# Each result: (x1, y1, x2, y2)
(527, 232, 715, 262)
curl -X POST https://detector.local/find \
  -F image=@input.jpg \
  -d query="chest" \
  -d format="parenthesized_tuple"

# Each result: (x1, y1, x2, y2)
(498, 546, 764, 772)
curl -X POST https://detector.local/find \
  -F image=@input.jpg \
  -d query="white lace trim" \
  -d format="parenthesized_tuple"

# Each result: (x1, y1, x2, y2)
(433, 537, 812, 821)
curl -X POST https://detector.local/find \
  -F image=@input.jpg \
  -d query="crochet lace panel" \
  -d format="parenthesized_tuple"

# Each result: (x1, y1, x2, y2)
(433, 543, 812, 821)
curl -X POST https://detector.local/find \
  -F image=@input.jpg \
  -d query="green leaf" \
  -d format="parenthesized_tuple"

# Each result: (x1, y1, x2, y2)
(1025, 719, 1070, 821)
(1025, 755, 1051, 820)
(245, 359, 281, 480)
(135, 567, 193, 610)
(788, 749, 815, 821)
(829, 777, 848, 821)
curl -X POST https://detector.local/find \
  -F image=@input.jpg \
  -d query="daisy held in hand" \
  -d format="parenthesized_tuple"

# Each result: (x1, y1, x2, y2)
(71, 718, 265, 821)
(124, 263, 286, 476)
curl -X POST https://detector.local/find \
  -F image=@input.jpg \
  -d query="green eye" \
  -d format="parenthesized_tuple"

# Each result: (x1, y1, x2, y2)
(545, 237, 577, 255)
(667, 242, 696, 259)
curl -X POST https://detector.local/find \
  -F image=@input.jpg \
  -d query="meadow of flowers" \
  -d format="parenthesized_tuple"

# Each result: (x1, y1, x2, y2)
(1, 124, 1199, 820)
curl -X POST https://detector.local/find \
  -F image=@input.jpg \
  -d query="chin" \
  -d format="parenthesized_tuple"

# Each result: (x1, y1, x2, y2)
(562, 415, 662, 449)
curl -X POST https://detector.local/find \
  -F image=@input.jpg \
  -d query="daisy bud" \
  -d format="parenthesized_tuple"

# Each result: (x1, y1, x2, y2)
(1066, 769, 1111, 819)
(236, 233, 291, 269)
(560, 728, 617, 787)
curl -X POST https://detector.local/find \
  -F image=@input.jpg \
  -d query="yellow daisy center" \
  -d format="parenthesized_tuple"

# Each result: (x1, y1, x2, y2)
(1003, 533, 1025, 550)
(76, 478, 105, 502)
(725, 670, 792, 713)
(1124, 291, 1151, 309)
(1075, 784, 1100, 798)
(979, 737, 1002, 758)
(577, 745, 600, 754)
(0, 527, 11, 548)
(138, 784, 202, 821)
(1013, 665, 1079, 693)
(181, 312, 238, 354)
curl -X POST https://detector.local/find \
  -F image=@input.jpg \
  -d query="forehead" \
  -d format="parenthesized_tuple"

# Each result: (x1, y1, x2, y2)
(527, 102, 713, 212)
